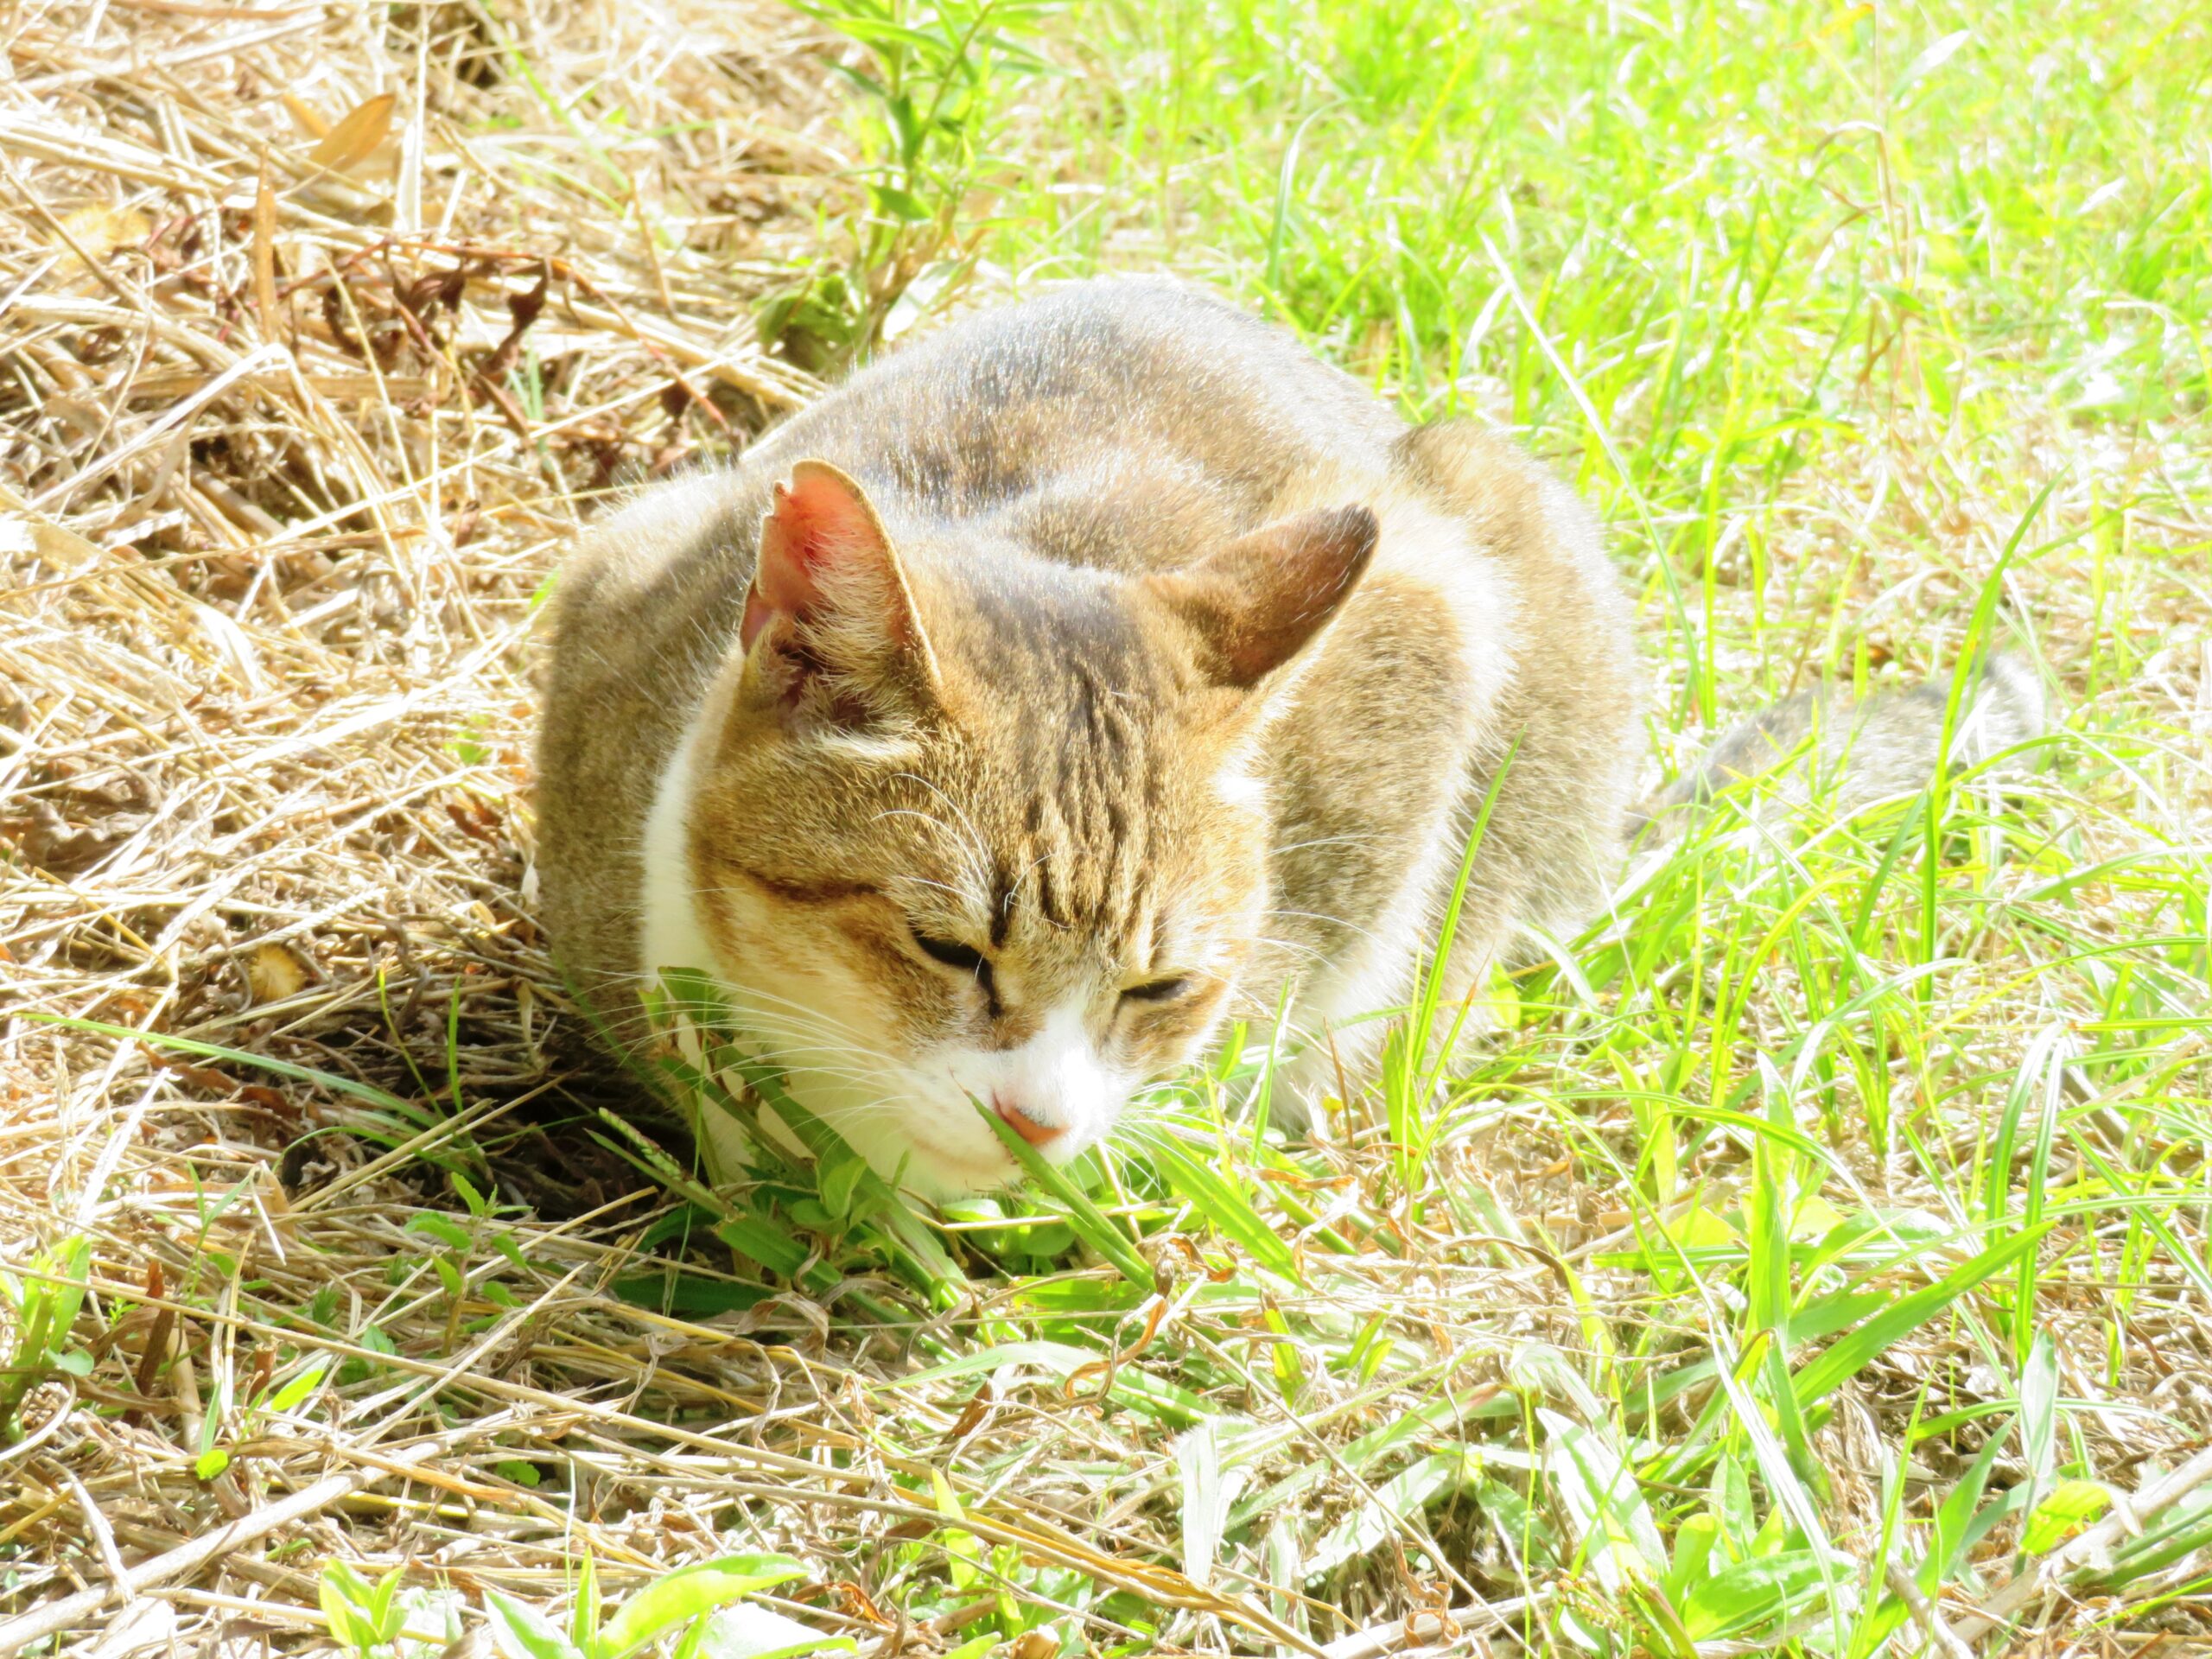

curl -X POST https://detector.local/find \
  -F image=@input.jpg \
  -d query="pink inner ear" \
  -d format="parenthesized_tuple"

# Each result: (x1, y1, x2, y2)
(741, 465, 891, 652)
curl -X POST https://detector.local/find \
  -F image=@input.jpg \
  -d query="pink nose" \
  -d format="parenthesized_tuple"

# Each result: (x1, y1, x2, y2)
(995, 1096, 1064, 1147)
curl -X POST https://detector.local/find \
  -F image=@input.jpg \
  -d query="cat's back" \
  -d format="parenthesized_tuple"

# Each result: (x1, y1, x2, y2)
(558, 279, 1392, 624)
(803, 278, 1397, 493)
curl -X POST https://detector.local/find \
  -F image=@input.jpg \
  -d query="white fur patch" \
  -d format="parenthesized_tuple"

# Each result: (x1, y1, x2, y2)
(638, 705, 754, 1179)
(639, 713, 715, 991)
(939, 999, 1119, 1161)
(1215, 759, 1268, 814)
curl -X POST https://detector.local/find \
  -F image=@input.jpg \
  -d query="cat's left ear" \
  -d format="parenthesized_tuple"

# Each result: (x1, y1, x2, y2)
(1144, 504, 1377, 692)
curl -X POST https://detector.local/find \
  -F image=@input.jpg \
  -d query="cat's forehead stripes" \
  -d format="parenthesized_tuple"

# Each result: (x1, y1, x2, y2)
(931, 563, 1175, 962)
(979, 739, 1160, 961)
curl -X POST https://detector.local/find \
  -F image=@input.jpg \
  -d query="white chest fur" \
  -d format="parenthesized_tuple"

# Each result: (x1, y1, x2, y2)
(639, 707, 715, 988)
(636, 706, 757, 1182)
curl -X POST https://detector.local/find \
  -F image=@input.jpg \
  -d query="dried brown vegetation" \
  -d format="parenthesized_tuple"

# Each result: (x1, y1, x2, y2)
(0, 1, 912, 1650)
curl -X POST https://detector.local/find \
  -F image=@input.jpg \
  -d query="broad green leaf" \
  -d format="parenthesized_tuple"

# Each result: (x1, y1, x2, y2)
(1142, 1132, 1297, 1277)
(694, 1604, 858, 1658)
(35, 1237, 91, 1357)
(1789, 1193, 1847, 1243)
(486, 1590, 582, 1659)
(1713, 1453, 1755, 1551)
(592, 1556, 808, 1659)
(868, 182, 935, 222)
(1792, 1224, 2050, 1403)
(451, 1170, 490, 1217)
(366, 1567, 406, 1642)
(2022, 1479, 2111, 1554)
(319, 1562, 380, 1649)
(1666, 1205, 1742, 1253)
(932, 1469, 982, 1592)
(270, 1361, 327, 1413)
(406, 1213, 472, 1251)
(1666, 1512, 1722, 1599)
(1682, 1551, 1838, 1639)
(574, 1555, 601, 1651)
(817, 1145, 868, 1220)
(712, 1217, 810, 1279)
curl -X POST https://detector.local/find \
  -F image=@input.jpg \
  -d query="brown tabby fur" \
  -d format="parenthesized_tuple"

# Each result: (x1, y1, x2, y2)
(535, 277, 2034, 1194)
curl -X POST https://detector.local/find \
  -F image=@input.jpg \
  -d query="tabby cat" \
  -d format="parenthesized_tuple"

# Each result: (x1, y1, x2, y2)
(535, 279, 2038, 1196)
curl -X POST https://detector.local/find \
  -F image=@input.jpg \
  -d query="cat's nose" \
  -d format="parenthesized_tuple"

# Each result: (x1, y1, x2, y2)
(994, 1095, 1065, 1147)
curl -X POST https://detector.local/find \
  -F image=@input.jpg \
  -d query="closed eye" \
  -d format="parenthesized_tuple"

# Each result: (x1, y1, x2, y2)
(1121, 976, 1189, 1003)
(912, 930, 988, 976)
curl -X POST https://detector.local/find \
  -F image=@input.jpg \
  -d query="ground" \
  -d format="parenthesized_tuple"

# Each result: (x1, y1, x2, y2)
(2, 2, 2209, 1656)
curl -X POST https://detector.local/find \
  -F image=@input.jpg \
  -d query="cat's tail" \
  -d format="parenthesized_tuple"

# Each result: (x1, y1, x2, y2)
(1628, 652, 2048, 843)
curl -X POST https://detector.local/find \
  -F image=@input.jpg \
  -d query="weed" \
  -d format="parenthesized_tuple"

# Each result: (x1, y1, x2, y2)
(0, 1236, 91, 1440)
(765, 0, 1063, 364)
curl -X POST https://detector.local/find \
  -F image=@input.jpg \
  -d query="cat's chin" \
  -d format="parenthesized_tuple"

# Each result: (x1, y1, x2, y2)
(757, 1071, 1026, 1200)
(701, 1074, 1016, 1200)
(889, 1139, 1023, 1202)
(818, 1091, 1103, 1204)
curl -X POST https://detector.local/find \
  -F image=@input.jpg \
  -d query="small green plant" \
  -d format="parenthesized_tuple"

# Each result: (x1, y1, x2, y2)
(0, 1235, 92, 1440)
(193, 1354, 329, 1483)
(321, 1554, 841, 1659)
(763, 0, 1060, 365)
(489, 1554, 842, 1659)
(319, 1562, 466, 1659)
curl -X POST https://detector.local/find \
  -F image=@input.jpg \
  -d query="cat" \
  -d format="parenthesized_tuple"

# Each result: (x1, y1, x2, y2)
(534, 277, 2041, 1198)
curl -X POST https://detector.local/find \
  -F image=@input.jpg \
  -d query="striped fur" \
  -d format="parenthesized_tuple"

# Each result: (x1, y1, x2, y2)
(537, 279, 1637, 1193)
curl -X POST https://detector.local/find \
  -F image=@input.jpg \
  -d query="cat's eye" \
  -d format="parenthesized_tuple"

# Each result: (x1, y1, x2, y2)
(912, 931, 987, 976)
(1122, 976, 1189, 1004)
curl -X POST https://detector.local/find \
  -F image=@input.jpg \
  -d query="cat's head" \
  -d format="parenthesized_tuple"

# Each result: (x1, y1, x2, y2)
(674, 461, 1374, 1196)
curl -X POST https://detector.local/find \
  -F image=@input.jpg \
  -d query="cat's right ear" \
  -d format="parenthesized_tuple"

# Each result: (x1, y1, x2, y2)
(732, 460, 940, 731)
(1144, 504, 1378, 694)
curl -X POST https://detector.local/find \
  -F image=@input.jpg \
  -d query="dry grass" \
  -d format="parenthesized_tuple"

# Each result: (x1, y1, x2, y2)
(0, 1, 915, 1650)
(5, 2, 2212, 1656)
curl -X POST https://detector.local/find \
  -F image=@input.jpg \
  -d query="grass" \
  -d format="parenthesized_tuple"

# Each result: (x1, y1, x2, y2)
(1, 0, 2208, 1656)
